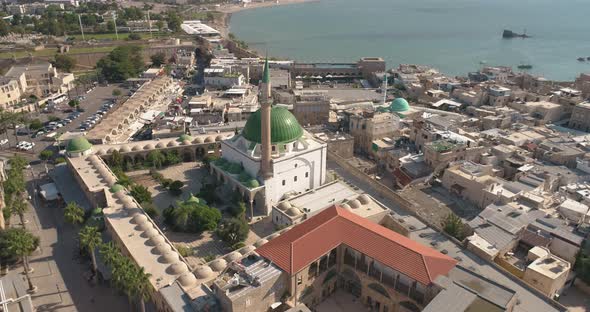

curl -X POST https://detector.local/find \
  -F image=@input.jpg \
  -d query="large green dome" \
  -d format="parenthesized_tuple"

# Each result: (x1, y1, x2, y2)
(390, 98, 410, 113)
(66, 136, 92, 153)
(242, 107, 303, 144)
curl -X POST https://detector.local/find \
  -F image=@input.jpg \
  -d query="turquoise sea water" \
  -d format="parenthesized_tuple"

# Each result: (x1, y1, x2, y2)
(230, 0, 590, 80)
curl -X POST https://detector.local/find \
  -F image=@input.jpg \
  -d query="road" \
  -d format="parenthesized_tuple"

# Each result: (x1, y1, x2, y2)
(328, 159, 567, 312)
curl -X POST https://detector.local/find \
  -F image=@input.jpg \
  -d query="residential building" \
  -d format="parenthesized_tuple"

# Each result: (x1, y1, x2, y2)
(349, 112, 397, 154)
(568, 102, 590, 132)
(0, 77, 23, 109)
(204, 68, 245, 89)
(522, 247, 570, 299)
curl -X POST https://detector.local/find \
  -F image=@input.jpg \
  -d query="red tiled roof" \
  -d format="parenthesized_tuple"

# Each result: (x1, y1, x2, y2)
(256, 206, 457, 285)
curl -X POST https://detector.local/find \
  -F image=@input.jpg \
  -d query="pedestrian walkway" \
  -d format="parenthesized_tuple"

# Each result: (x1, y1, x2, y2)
(5, 170, 128, 312)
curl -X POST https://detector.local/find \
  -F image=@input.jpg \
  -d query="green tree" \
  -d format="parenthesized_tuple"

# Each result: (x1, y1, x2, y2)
(112, 88, 122, 97)
(53, 54, 76, 72)
(155, 20, 164, 32)
(442, 213, 466, 241)
(97, 45, 145, 82)
(79, 226, 102, 275)
(99, 241, 120, 267)
(64, 202, 85, 225)
(0, 228, 40, 292)
(29, 119, 43, 131)
(150, 52, 166, 67)
(129, 266, 152, 312)
(164, 150, 180, 166)
(575, 251, 590, 284)
(230, 201, 247, 219)
(146, 150, 165, 168)
(166, 12, 182, 32)
(109, 150, 123, 169)
(168, 180, 184, 196)
(39, 150, 53, 161)
(106, 20, 116, 32)
(68, 99, 80, 108)
(130, 184, 152, 204)
(9, 198, 28, 229)
(128, 33, 141, 40)
(217, 218, 249, 246)
(142, 202, 159, 219)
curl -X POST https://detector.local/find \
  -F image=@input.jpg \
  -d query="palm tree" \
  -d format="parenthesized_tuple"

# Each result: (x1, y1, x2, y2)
(172, 201, 193, 231)
(132, 266, 152, 312)
(79, 226, 102, 275)
(10, 196, 29, 228)
(64, 202, 85, 225)
(1, 228, 40, 293)
(99, 241, 120, 267)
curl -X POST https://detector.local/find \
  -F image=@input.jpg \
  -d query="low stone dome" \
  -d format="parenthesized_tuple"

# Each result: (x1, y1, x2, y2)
(178, 273, 198, 287)
(209, 259, 227, 271)
(215, 135, 224, 141)
(120, 196, 134, 206)
(195, 265, 213, 279)
(160, 251, 179, 263)
(167, 140, 179, 147)
(124, 202, 139, 210)
(341, 203, 352, 210)
(107, 147, 117, 154)
(156, 142, 166, 148)
(205, 136, 215, 143)
(142, 227, 159, 238)
(132, 145, 142, 151)
(131, 214, 148, 224)
(193, 137, 204, 144)
(239, 245, 255, 255)
(155, 243, 172, 254)
(254, 239, 268, 247)
(120, 146, 131, 153)
(225, 252, 242, 262)
(126, 207, 142, 217)
(89, 155, 100, 165)
(169, 262, 189, 275)
(144, 144, 155, 150)
(96, 149, 106, 155)
(277, 201, 292, 211)
(358, 194, 371, 205)
(349, 199, 361, 209)
(103, 175, 117, 186)
(286, 207, 302, 217)
(139, 221, 154, 231)
(148, 235, 165, 246)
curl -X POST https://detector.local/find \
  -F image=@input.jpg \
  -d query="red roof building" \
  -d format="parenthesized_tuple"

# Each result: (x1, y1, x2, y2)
(256, 205, 457, 285)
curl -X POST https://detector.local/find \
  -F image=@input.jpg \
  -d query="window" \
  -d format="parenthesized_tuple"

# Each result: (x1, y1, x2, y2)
(297, 276, 302, 285)
(305, 172, 309, 178)
(282, 180, 286, 186)
(294, 163, 298, 168)
(294, 176, 298, 182)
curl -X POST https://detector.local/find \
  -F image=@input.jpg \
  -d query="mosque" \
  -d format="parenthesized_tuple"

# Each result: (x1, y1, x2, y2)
(210, 59, 328, 216)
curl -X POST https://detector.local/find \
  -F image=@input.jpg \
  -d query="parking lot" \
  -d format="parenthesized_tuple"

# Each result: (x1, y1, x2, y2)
(2, 84, 130, 156)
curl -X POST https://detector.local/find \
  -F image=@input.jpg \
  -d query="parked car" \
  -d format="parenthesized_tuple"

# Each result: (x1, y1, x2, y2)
(0, 139, 8, 146)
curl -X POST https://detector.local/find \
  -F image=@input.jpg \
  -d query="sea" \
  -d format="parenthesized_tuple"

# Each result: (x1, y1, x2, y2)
(229, 0, 590, 81)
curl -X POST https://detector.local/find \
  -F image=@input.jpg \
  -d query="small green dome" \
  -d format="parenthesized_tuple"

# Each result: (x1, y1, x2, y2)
(66, 136, 92, 153)
(110, 184, 124, 193)
(242, 107, 303, 144)
(227, 162, 243, 174)
(245, 179, 260, 188)
(92, 207, 103, 215)
(178, 134, 193, 142)
(389, 98, 410, 113)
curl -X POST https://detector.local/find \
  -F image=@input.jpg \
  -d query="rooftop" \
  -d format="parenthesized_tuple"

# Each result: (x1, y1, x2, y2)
(256, 206, 457, 285)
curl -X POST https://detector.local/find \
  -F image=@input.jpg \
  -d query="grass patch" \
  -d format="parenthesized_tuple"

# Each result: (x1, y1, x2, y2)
(0, 46, 118, 59)
(69, 32, 168, 40)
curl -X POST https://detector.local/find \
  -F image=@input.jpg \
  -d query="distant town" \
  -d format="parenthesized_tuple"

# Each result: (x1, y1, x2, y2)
(1, 1, 590, 312)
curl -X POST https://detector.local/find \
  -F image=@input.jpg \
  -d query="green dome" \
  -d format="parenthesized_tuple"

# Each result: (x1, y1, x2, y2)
(389, 98, 410, 113)
(178, 134, 193, 142)
(244, 179, 260, 188)
(66, 136, 92, 153)
(242, 107, 303, 144)
(110, 184, 124, 193)
(92, 207, 103, 215)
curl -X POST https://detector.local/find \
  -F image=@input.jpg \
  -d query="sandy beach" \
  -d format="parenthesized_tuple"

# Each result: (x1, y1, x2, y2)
(218, 0, 318, 14)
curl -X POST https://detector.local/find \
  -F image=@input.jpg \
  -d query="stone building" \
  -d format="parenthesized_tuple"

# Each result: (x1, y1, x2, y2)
(349, 112, 397, 155)
(568, 102, 590, 132)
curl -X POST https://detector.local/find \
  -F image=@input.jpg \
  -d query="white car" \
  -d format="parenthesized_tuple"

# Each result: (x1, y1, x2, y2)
(17, 141, 33, 150)
(0, 139, 8, 146)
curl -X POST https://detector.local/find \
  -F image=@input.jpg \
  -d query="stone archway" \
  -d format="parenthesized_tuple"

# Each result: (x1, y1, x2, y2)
(340, 268, 362, 298)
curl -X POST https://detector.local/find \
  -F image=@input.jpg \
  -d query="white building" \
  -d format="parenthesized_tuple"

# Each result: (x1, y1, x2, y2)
(211, 59, 328, 215)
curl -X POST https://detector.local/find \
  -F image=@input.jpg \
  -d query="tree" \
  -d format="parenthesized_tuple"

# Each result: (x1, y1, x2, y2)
(142, 202, 159, 219)
(128, 33, 141, 40)
(68, 99, 80, 108)
(168, 180, 184, 196)
(39, 150, 53, 161)
(168, 201, 221, 233)
(0, 19, 9, 37)
(0, 228, 40, 292)
(575, 251, 590, 284)
(97, 45, 145, 82)
(106, 20, 116, 32)
(130, 266, 152, 312)
(64, 202, 85, 225)
(166, 12, 182, 32)
(29, 119, 43, 131)
(109, 150, 123, 169)
(79, 226, 102, 275)
(146, 150, 165, 169)
(53, 54, 76, 72)
(155, 20, 164, 32)
(9, 198, 28, 229)
(442, 213, 466, 241)
(112, 88, 122, 97)
(130, 185, 152, 204)
(230, 201, 247, 219)
(217, 218, 249, 246)
(150, 52, 166, 67)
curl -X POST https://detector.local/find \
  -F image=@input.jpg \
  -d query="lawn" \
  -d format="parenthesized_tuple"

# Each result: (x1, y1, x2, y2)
(69, 31, 168, 40)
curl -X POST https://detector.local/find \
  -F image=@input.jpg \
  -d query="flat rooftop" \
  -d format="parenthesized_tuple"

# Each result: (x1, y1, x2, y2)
(528, 256, 570, 279)
(288, 181, 358, 215)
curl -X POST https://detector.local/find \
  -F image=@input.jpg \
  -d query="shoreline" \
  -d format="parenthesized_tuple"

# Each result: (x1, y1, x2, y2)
(215, 0, 319, 41)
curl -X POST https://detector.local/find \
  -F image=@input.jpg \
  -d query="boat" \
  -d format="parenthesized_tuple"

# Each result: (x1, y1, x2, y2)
(587, 57, 590, 61)
(578, 57, 586, 62)
(517, 64, 533, 69)
(503, 29, 530, 39)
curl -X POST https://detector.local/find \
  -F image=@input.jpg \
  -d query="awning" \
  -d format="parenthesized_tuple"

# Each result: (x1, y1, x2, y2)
(39, 183, 60, 201)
